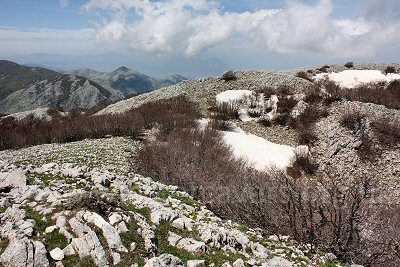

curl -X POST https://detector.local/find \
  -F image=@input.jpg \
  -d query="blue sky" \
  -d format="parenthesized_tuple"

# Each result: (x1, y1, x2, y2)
(1, 0, 400, 77)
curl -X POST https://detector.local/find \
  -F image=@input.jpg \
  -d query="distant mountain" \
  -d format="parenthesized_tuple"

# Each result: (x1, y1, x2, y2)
(66, 67, 187, 97)
(0, 61, 120, 114)
(0, 60, 58, 101)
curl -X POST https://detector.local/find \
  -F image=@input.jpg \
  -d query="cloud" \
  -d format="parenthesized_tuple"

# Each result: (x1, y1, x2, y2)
(83, 0, 400, 58)
(59, 0, 69, 8)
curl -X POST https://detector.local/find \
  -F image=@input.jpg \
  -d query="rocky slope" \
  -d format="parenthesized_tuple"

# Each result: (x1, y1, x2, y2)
(96, 70, 313, 116)
(67, 67, 186, 97)
(0, 74, 120, 114)
(0, 137, 343, 267)
(0, 61, 121, 114)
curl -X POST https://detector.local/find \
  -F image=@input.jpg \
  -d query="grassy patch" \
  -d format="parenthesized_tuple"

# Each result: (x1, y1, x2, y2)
(24, 206, 51, 236)
(0, 237, 9, 254)
(63, 255, 96, 267)
(203, 250, 245, 266)
(43, 230, 69, 251)
(155, 222, 197, 263)
(319, 260, 351, 267)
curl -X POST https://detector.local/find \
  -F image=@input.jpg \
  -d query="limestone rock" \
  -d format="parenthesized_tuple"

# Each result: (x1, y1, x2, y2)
(0, 170, 27, 191)
(144, 253, 184, 267)
(50, 247, 65, 261)
(187, 260, 205, 267)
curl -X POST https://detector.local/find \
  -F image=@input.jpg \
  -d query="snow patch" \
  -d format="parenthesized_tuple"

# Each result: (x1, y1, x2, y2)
(216, 90, 253, 104)
(315, 70, 400, 88)
(222, 130, 296, 171)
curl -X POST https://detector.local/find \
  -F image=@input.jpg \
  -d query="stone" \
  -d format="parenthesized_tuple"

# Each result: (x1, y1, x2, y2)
(233, 259, 245, 267)
(0, 239, 49, 267)
(112, 252, 121, 265)
(50, 247, 65, 261)
(251, 242, 271, 259)
(176, 238, 206, 254)
(144, 253, 184, 267)
(82, 211, 128, 252)
(45, 225, 58, 234)
(187, 260, 205, 267)
(0, 170, 27, 191)
(33, 241, 50, 267)
(168, 232, 182, 246)
(130, 242, 136, 251)
(171, 216, 194, 231)
(109, 212, 123, 225)
(266, 257, 295, 267)
(221, 263, 232, 267)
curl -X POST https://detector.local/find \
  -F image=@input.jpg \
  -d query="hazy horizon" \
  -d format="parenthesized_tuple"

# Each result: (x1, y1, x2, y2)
(2, 0, 400, 77)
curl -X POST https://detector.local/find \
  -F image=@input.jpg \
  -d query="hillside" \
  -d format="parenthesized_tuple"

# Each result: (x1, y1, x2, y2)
(1, 62, 399, 266)
(0, 60, 58, 101)
(0, 61, 121, 114)
(0, 74, 120, 114)
(0, 137, 336, 267)
(66, 67, 187, 97)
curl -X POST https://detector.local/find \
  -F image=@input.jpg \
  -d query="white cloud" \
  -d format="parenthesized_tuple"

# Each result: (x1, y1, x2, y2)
(82, 0, 400, 58)
(59, 0, 69, 8)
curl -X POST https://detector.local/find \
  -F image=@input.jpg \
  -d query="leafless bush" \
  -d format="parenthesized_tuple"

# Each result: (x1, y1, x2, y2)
(221, 70, 237, 81)
(133, 123, 398, 265)
(296, 71, 313, 82)
(0, 96, 200, 150)
(255, 86, 275, 99)
(371, 118, 400, 148)
(277, 96, 297, 114)
(304, 85, 323, 104)
(212, 102, 239, 121)
(318, 66, 328, 73)
(339, 108, 364, 132)
(344, 62, 354, 68)
(342, 80, 400, 110)
(384, 66, 396, 74)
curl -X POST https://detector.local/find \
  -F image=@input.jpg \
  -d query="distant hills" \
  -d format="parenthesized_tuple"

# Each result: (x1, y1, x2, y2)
(0, 60, 186, 114)
(65, 67, 186, 97)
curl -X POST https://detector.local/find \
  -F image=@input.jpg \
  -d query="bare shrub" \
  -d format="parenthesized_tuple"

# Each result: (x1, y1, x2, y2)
(133, 124, 398, 265)
(339, 108, 364, 132)
(276, 85, 292, 96)
(384, 66, 396, 74)
(357, 124, 377, 162)
(318, 66, 328, 73)
(371, 118, 400, 148)
(272, 113, 290, 126)
(344, 62, 354, 68)
(212, 102, 239, 121)
(0, 95, 200, 150)
(286, 153, 318, 177)
(221, 70, 237, 81)
(296, 71, 313, 82)
(342, 81, 400, 110)
(255, 86, 275, 99)
(304, 85, 323, 104)
(319, 79, 342, 104)
(277, 96, 297, 114)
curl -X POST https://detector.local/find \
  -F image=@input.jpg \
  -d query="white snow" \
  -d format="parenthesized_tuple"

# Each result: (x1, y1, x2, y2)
(315, 70, 400, 88)
(222, 130, 296, 171)
(216, 90, 253, 104)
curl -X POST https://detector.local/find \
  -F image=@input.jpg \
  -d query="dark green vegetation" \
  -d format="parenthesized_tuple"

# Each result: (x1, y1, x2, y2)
(0, 60, 58, 101)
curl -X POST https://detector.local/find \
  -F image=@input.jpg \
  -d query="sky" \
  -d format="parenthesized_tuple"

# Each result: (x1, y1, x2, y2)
(1, 0, 400, 78)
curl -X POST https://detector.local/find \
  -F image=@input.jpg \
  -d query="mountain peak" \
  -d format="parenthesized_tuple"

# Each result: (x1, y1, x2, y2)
(114, 66, 131, 72)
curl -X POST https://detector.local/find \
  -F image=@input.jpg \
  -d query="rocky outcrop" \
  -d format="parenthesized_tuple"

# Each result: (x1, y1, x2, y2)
(0, 136, 349, 267)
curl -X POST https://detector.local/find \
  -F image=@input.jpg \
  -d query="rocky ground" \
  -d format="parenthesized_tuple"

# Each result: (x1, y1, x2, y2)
(0, 137, 346, 267)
